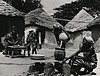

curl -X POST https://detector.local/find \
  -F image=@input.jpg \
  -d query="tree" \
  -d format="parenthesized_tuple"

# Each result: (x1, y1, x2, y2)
(3, 0, 43, 13)
(53, 0, 100, 26)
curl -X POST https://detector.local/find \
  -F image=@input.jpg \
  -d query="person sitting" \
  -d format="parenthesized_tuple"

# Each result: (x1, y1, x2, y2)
(3, 26, 20, 55)
(43, 36, 97, 76)
(63, 36, 97, 75)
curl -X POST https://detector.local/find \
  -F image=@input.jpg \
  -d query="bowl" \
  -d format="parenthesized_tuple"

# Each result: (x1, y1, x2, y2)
(31, 54, 45, 60)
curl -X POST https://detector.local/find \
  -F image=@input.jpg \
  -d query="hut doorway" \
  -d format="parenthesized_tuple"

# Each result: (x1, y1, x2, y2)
(36, 27, 45, 49)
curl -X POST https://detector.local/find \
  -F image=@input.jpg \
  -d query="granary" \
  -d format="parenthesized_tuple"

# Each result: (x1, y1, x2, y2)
(64, 8, 95, 50)
(25, 8, 62, 48)
(0, 0, 25, 39)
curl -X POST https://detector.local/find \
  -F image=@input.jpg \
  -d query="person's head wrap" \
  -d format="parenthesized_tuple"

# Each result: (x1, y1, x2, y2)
(83, 36, 94, 45)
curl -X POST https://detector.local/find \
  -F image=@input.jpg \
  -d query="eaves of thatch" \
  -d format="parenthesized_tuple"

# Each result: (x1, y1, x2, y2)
(25, 8, 62, 29)
(64, 9, 94, 32)
(0, 0, 25, 17)
(87, 16, 100, 27)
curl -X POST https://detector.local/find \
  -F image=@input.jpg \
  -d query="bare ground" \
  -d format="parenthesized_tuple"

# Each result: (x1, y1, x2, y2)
(0, 48, 99, 76)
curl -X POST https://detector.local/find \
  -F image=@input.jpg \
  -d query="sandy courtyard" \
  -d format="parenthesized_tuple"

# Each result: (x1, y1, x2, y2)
(0, 48, 99, 76)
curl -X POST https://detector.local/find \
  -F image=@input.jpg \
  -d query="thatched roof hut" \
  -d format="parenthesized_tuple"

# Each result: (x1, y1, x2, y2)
(0, 0, 25, 38)
(63, 9, 95, 50)
(25, 8, 61, 29)
(64, 9, 94, 32)
(0, 0, 24, 17)
(25, 8, 62, 48)
(64, 8, 100, 52)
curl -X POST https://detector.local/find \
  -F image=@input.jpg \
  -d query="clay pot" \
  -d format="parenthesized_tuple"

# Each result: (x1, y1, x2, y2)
(54, 47, 66, 60)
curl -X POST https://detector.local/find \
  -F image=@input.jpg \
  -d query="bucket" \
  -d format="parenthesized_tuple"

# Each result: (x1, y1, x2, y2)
(54, 47, 65, 60)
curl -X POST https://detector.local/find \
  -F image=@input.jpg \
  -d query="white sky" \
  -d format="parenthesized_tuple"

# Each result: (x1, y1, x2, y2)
(41, 0, 76, 15)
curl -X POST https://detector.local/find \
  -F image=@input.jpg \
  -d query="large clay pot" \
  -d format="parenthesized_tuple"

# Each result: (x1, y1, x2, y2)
(54, 47, 66, 60)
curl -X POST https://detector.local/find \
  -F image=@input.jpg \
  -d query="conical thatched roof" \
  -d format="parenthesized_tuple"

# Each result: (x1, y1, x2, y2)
(0, 0, 24, 17)
(25, 8, 61, 29)
(64, 9, 94, 32)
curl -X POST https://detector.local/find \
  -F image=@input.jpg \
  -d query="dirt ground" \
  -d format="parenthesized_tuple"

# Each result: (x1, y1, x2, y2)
(0, 48, 99, 76)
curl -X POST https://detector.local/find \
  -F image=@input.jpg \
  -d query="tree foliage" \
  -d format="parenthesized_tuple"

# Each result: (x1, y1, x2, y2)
(3, 0, 43, 13)
(53, 0, 100, 25)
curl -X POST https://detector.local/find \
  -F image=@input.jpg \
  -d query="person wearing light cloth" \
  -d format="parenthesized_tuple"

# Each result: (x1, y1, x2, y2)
(63, 36, 97, 76)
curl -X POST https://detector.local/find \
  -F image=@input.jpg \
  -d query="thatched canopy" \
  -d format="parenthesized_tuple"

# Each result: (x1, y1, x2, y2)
(25, 8, 61, 29)
(88, 16, 100, 27)
(64, 9, 94, 32)
(0, 0, 24, 17)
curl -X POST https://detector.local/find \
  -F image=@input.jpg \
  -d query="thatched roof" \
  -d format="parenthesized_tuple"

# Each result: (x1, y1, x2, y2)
(0, 0, 24, 17)
(64, 9, 94, 32)
(25, 8, 61, 29)
(88, 16, 100, 27)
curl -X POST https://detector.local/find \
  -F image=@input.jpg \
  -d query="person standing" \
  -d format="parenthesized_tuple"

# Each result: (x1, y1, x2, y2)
(31, 31, 37, 54)
(26, 30, 37, 56)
